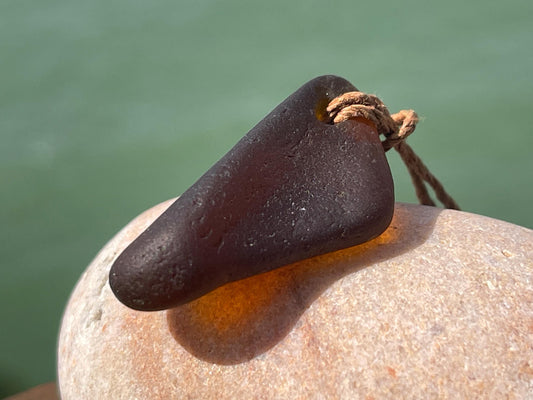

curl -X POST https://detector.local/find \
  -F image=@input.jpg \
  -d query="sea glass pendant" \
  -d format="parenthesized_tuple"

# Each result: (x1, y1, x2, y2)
(109, 75, 394, 311)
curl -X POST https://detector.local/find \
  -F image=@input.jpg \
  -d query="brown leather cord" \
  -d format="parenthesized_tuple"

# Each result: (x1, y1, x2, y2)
(327, 91, 460, 210)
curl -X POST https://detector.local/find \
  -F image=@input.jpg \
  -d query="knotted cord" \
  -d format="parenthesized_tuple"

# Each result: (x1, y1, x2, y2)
(327, 91, 460, 210)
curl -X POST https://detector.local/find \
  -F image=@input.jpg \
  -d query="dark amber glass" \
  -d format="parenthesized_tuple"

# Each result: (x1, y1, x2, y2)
(109, 75, 394, 311)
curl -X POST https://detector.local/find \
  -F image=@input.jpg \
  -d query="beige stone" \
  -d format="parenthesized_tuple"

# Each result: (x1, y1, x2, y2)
(57, 200, 533, 399)
(5, 383, 58, 400)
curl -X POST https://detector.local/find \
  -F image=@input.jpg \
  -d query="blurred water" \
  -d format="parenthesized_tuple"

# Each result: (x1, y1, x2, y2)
(1, 0, 532, 395)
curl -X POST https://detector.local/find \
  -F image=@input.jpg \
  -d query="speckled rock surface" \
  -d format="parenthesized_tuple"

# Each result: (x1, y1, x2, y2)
(57, 200, 533, 399)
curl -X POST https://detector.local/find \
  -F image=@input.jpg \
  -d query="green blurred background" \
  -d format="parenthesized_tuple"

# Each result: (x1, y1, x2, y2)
(1, 0, 532, 396)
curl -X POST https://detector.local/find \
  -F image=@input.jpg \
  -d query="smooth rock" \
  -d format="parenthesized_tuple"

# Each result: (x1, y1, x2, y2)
(5, 383, 58, 400)
(58, 200, 533, 399)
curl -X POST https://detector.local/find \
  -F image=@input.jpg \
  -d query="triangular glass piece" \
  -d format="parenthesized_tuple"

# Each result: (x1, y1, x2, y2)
(110, 75, 394, 310)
